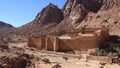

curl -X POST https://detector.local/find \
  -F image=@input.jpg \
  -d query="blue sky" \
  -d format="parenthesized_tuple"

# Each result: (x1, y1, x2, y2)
(0, 0, 66, 27)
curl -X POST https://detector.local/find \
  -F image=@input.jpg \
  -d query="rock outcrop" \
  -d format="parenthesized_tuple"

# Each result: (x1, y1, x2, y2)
(76, 0, 120, 35)
(0, 45, 35, 68)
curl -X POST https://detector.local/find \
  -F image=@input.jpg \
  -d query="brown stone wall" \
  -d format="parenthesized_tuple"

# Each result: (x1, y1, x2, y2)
(27, 29, 110, 52)
(45, 37, 54, 51)
(27, 36, 46, 49)
(45, 37, 59, 51)
(41, 37, 46, 49)
(59, 36, 99, 51)
(94, 29, 110, 42)
(59, 39, 73, 51)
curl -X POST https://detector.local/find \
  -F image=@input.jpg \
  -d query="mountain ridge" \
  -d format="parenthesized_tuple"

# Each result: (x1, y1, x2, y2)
(18, 0, 120, 36)
(0, 21, 14, 29)
(0, 0, 120, 37)
(17, 3, 64, 36)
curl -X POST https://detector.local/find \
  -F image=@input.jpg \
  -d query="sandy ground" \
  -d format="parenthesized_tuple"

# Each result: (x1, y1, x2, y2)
(8, 42, 120, 68)
(28, 51, 120, 68)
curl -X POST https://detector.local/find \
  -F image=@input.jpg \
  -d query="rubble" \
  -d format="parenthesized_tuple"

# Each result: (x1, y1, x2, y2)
(0, 45, 35, 68)
(0, 44, 9, 50)
(52, 63, 61, 68)
(42, 58, 51, 64)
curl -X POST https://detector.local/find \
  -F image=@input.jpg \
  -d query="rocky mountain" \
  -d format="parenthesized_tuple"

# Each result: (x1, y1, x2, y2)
(10, 0, 120, 36)
(18, 3, 64, 36)
(19, 0, 120, 36)
(0, 21, 14, 29)
(55, 0, 120, 36)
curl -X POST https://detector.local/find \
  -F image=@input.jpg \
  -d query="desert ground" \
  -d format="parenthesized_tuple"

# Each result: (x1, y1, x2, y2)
(5, 42, 120, 68)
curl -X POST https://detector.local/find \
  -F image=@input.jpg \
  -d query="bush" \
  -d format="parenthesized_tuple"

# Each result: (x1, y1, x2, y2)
(108, 52, 113, 57)
(91, 47, 120, 58)
(91, 48, 106, 56)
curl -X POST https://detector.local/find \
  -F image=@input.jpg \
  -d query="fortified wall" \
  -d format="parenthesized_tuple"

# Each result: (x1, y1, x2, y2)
(28, 28, 110, 52)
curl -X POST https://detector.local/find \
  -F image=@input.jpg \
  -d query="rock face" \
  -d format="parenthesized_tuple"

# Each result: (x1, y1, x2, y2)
(76, 0, 120, 35)
(18, 0, 120, 36)
(0, 21, 14, 29)
(55, 0, 120, 35)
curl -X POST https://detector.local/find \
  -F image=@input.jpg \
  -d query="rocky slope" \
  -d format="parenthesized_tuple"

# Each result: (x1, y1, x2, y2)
(0, 21, 15, 38)
(55, 0, 120, 36)
(77, 0, 120, 35)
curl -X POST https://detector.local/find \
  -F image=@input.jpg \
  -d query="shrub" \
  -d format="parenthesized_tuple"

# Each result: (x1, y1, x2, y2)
(108, 52, 113, 57)
(91, 47, 120, 58)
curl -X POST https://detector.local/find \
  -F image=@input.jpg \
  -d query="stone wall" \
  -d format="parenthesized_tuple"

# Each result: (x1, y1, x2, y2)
(27, 29, 110, 52)
(59, 39, 73, 51)
(45, 37, 54, 51)
(59, 36, 99, 51)
(87, 55, 112, 63)
(45, 36, 59, 51)
(27, 36, 46, 49)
